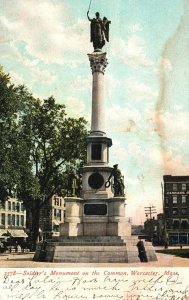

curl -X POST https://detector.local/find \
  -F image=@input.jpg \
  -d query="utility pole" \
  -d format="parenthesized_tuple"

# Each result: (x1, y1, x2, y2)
(145, 206, 157, 219)
(144, 206, 157, 243)
(161, 182, 168, 248)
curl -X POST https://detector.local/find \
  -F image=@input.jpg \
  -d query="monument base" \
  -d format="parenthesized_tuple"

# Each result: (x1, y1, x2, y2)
(33, 196, 157, 263)
(33, 235, 157, 263)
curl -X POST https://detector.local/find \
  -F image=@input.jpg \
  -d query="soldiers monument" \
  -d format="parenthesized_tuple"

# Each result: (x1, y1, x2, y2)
(34, 9, 157, 263)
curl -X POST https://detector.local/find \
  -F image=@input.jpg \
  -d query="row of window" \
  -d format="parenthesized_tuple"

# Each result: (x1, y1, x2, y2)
(171, 220, 188, 229)
(165, 208, 188, 216)
(173, 183, 187, 191)
(165, 195, 187, 204)
(166, 183, 187, 191)
(0, 213, 25, 226)
(53, 197, 63, 207)
(0, 201, 24, 212)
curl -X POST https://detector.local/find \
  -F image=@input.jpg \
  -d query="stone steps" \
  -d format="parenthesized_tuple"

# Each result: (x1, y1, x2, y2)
(49, 236, 126, 246)
(33, 235, 157, 263)
(51, 236, 124, 242)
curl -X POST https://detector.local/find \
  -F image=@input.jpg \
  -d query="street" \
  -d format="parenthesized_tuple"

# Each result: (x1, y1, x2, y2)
(1, 249, 189, 267)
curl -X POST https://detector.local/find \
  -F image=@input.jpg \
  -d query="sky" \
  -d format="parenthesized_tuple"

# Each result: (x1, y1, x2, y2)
(0, 0, 189, 224)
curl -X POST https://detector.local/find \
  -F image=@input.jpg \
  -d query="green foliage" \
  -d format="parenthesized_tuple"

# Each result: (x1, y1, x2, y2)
(0, 65, 88, 245)
(156, 249, 189, 258)
(0, 66, 21, 199)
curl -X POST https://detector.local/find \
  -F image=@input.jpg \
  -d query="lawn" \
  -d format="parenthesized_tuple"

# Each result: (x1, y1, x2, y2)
(156, 249, 189, 258)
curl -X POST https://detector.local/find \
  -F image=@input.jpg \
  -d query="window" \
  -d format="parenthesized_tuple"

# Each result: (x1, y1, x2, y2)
(0, 202, 6, 209)
(16, 215, 19, 226)
(57, 209, 61, 220)
(165, 219, 171, 229)
(8, 201, 11, 211)
(182, 196, 187, 204)
(181, 208, 187, 215)
(12, 215, 15, 225)
(1, 214, 5, 225)
(54, 209, 61, 219)
(21, 215, 24, 226)
(165, 197, 169, 205)
(21, 203, 24, 212)
(173, 208, 178, 215)
(12, 202, 16, 211)
(16, 202, 20, 212)
(54, 197, 60, 206)
(173, 220, 180, 229)
(173, 183, 177, 191)
(181, 220, 188, 229)
(8, 214, 11, 225)
(53, 224, 59, 232)
(182, 183, 186, 190)
(173, 196, 177, 204)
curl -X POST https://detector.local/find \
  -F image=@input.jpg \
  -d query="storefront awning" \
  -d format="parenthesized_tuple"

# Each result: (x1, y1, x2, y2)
(8, 230, 28, 238)
(0, 229, 9, 236)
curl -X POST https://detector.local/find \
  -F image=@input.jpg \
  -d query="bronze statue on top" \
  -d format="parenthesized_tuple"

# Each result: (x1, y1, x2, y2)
(87, 11, 111, 51)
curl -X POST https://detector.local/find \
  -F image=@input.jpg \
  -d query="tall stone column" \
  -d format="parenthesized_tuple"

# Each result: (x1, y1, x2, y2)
(88, 52, 108, 134)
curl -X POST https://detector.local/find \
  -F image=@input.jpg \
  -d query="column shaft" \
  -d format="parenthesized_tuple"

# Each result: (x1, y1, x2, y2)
(88, 52, 108, 134)
(91, 72, 105, 132)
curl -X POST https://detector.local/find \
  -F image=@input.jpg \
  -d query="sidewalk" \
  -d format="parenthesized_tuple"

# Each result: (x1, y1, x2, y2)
(1, 251, 189, 267)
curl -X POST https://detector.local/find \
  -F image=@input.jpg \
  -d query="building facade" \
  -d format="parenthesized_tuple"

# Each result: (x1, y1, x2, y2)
(27, 195, 65, 241)
(163, 175, 189, 245)
(39, 195, 65, 239)
(0, 197, 27, 239)
(143, 218, 158, 243)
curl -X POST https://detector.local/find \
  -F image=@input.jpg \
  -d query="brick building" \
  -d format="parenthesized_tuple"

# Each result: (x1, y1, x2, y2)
(163, 175, 189, 245)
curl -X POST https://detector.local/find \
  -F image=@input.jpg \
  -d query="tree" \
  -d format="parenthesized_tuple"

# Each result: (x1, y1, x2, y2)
(0, 66, 21, 199)
(0, 67, 88, 248)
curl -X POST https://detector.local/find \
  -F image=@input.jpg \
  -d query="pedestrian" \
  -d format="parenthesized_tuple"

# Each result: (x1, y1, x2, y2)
(136, 239, 148, 262)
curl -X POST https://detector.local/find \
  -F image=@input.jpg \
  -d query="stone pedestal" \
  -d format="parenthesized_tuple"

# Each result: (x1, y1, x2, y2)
(59, 196, 131, 238)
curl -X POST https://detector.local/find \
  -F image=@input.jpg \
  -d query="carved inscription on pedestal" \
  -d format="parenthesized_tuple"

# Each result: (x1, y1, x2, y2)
(84, 204, 107, 215)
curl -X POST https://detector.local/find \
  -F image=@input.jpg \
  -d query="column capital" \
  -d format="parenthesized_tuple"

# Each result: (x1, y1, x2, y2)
(88, 52, 108, 74)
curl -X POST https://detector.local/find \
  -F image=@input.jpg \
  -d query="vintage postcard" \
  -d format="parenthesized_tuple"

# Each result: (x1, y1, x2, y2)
(0, 0, 189, 299)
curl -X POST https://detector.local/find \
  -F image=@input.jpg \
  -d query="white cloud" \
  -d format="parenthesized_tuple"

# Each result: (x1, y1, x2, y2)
(160, 57, 172, 72)
(128, 143, 141, 155)
(105, 74, 120, 97)
(111, 139, 127, 162)
(156, 111, 189, 140)
(9, 71, 24, 85)
(161, 152, 189, 175)
(63, 96, 89, 121)
(128, 23, 143, 34)
(72, 75, 91, 91)
(111, 35, 154, 68)
(31, 68, 57, 85)
(126, 78, 157, 101)
(0, 1, 91, 66)
(107, 104, 141, 132)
